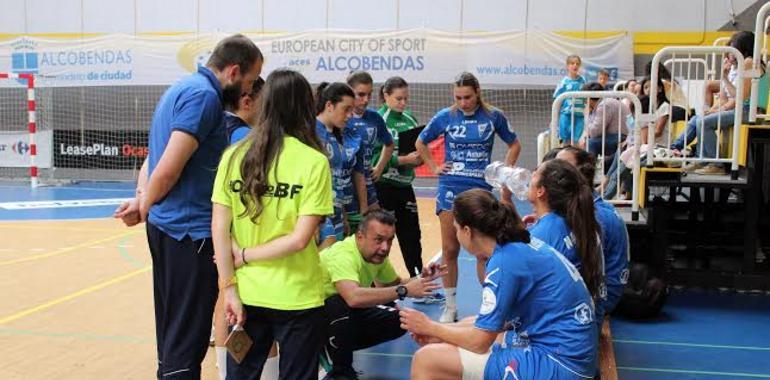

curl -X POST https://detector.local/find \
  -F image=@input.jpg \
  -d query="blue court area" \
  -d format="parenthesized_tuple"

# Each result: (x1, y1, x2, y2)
(0, 181, 135, 220)
(1, 181, 769, 379)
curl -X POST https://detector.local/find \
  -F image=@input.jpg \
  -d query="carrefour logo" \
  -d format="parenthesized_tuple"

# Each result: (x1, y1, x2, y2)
(12, 140, 30, 156)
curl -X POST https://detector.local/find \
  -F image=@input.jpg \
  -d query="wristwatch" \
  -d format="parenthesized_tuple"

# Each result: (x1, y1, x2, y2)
(396, 285, 408, 300)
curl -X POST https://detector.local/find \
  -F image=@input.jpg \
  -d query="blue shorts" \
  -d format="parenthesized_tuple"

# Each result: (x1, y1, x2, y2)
(435, 182, 490, 215)
(485, 344, 593, 380)
(559, 113, 584, 143)
(366, 182, 379, 206)
(319, 207, 345, 242)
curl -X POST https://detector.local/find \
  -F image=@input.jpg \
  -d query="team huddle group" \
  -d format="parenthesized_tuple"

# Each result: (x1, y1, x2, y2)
(114, 34, 629, 380)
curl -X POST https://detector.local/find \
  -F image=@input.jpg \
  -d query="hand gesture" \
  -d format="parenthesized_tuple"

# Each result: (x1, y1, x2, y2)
(522, 213, 537, 227)
(372, 166, 384, 182)
(113, 197, 142, 227)
(420, 262, 448, 281)
(399, 307, 434, 336)
(405, 276, 441, 298)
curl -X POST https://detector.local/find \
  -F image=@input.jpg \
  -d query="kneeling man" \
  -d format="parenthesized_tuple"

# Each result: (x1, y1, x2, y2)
(320, 210, 444, 379)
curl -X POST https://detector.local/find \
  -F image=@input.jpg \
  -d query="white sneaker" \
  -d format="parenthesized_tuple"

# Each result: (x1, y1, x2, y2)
(439, 307, 458, 323)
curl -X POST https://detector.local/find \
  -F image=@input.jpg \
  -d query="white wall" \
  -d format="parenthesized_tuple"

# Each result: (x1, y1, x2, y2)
(0, 0, 759, 34)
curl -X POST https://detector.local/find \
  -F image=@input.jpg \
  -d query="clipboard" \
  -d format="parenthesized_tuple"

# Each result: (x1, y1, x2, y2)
(398, 125, 426, 155)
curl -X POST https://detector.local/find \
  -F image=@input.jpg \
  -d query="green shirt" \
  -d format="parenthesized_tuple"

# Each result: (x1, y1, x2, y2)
(320, 235, 399, 299)
(212, 136, 334, 310)
(374, 105, 419, 187)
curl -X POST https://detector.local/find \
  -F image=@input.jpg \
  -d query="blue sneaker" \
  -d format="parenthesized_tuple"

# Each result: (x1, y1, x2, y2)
(412, 292, 445, 304)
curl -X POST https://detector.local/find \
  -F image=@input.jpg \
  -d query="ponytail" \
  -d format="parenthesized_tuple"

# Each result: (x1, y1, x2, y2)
(538, 159, 603, 299)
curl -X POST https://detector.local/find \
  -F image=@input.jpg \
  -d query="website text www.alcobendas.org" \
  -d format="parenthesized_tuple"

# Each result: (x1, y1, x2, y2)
(475, 64, 568, 77)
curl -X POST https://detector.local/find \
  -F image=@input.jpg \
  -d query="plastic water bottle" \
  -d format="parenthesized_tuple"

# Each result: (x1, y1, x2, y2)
(484, 161, 532, 201)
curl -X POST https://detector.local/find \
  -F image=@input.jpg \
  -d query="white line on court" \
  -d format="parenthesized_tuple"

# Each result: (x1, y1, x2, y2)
(0, 198, 132, 210)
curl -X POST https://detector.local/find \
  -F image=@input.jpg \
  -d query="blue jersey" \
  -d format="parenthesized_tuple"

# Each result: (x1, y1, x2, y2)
(595, 196, 629, 314)
(346, 109, 392, 209)
(224, 112, 250, 144)
(554, 75, 586, 115)
(147, 66, 225, 241)
(420, 106, 517, 188)
(475, 238, 597, 378)
(316, 120, 364, 237)
(528, 213, 579, 269)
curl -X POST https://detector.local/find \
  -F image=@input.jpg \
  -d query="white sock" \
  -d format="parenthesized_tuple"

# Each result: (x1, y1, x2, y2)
(445, 287, 457, 309)
(260, 354, 279, 380)
(215, 346, 227, 380)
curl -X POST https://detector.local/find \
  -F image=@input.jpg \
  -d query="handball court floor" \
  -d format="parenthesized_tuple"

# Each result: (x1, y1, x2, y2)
(1, 181, 769, 379)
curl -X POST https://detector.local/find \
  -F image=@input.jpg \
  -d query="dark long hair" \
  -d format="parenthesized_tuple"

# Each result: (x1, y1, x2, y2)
(379, 76, 408, 103)
(229, 69, 323, 222)
(453, 189, 530, 245)
(537, 159, 602, 298)
(559, 146, 597, 186)
(316, 82, 354, 143)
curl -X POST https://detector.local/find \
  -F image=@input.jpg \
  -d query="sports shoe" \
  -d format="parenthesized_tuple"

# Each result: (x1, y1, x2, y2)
(319, 349, 333, 373)
(694, 164, 726, 175)
(439, 306, 458, 323)
(322, 366, 360, 380)
(412, 292, 446, 304)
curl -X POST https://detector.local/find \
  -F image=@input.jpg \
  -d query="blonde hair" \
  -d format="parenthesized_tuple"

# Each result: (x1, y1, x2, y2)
(566, 55, 582, 66)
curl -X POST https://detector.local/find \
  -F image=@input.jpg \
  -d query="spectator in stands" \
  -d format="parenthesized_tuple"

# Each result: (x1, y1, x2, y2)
(640, 62, 691, 146)
(582, 82, 630, 157)
(597, 68, 611, 89)
(554, 55, 587, 145)
(673, 31, 767, 175)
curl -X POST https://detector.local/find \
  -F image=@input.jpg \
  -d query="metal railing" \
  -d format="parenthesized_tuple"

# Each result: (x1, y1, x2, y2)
(649, 46, 745, 176)
(548, 91, 642, 220)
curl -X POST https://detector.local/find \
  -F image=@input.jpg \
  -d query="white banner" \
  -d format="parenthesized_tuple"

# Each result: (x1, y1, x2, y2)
(0, 30, 633, 87)
(0, 130, 53, 168)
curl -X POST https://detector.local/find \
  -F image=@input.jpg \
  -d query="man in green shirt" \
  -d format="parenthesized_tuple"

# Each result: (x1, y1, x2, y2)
(320, 210, 444, 380)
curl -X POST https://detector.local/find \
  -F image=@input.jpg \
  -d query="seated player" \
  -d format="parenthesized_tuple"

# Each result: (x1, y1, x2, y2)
(400, 189, 598, 379)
